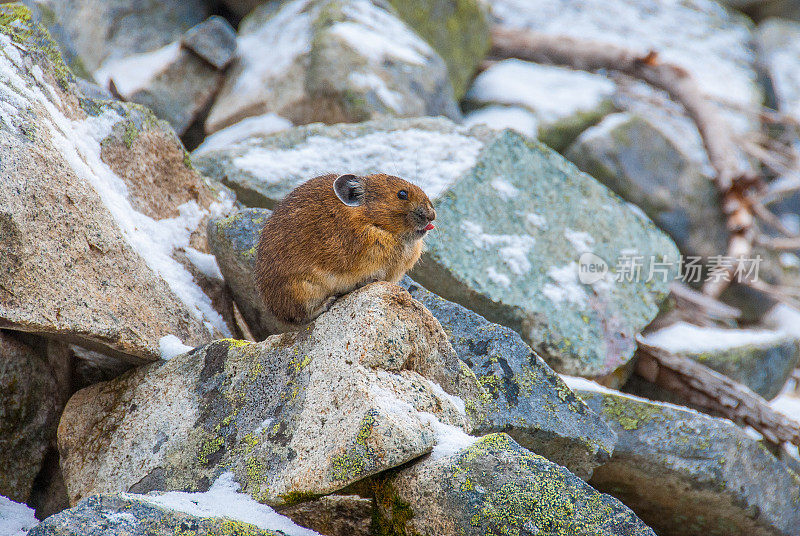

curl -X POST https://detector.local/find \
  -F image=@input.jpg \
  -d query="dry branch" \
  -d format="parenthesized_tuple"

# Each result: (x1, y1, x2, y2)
(636, 341, 800, 446)
(489, 26, 758, 297)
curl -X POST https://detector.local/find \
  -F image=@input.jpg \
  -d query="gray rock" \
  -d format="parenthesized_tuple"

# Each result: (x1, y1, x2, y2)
(374, 433, 656, 536)
(58, 283, 484, 507)
(639, 321, 799, 399)
(0, 331, 60, 503)
(207, 208, 286, 341)
(566, 112, 728, 261)
(181, 16, 237, 71)
(750, 0, 800, 22)
(575, 386, 800, 536)
(28, 493, 285, 536)
(205, 0, 459, 133)
(465, 60, 617, 151)
(385, 0, 489, 99)
(219, 0, 264, 18)
(194, 117, 678, 380)
(278, 495, 372, 536)
(23, 0, 208, 74)
(206, 209, 618, 478)
(757, 18, 800, 124)
(399, 277, 617, 478)
(0, 7, 235, 363)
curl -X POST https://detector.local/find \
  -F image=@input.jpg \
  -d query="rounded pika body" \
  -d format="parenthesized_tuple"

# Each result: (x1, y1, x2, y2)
(255, 173, 436, 325)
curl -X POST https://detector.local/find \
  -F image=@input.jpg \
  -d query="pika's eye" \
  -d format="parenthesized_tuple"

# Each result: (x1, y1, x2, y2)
(397, 190, 408, 200)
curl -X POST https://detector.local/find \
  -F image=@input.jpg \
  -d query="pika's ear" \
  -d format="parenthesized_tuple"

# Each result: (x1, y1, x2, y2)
(333, 174, 365, 206)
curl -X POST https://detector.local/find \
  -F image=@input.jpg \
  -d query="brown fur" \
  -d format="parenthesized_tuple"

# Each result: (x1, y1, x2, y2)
(255, 173, 436, 325)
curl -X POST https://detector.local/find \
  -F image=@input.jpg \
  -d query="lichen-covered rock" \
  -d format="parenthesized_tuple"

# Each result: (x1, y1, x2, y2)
(23, 0, 208, 75)
(205, 0, 459, 133)
(566, 112, 728, 260)
(640, 322, 799, 399)
(399, 277, 617, 478)
(193, 117, 678, 379)
(278, 495, 372, 536)
(0, 331, 60, 503)
(0, 6, 235, 363)
(385, 0, 489, 99)
(93, 17, 236, 135)
(757, 18, 800, 124)
(27, 490, 289, 536)
(574, 385, 800, 536)
(374, 433, 656, 536)
(207, 208, 287, 340)
(58, 283, 484, 507)
(206, 208, 617, 477)
(465, 60, 616, 151)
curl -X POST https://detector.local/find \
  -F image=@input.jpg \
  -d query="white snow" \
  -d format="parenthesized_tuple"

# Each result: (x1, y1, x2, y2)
(0, 495, 38, 536)
(94, 42, 180, 96)
(779, 252, 800, 269)
(232, 128, 483, 200)
(424, 379, 467, 416)
(194, 113, 293, 155)
(461, 220, 534, 276)
(764, 304, 800, 339)
(640, 321, 786, 354)
(417, 413, 479, 459)
(463, 105, 539, 138)
(564, 228, 595, 253)
(330, 0, 434, 66)
(347, 71, 403, 111)
(490, 177, 519, 201)
(525, 212, 547, 229)
(185, 247, 224, 281)
(132, 472, 321, 536)
(486, 266, 511, 288)
(159, 335, 194, 360)
(770, 379, 800, 430)
(466, 60, 615, 124)
(542, 263, 587, 306)
(0, 37, 232, 338)
(758, 19, 800, 121)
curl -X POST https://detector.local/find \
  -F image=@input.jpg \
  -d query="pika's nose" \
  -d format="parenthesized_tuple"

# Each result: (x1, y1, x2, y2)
(414, 205, 436, 225)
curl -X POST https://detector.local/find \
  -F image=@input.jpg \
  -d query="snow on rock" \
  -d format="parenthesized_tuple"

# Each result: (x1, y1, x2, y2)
(158, 335, 194, 360)
(0, 495, 38, 536)
(134, 473, 322, 536)
(640, 322, 787, 353)
(757, 18, 800, 122)
(195, 113, 293, 155)
(93, 42, 181, 97)
(463, 105, 539, 138)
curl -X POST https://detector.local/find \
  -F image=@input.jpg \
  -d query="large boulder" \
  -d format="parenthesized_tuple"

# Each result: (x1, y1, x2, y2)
(28, 475, 319, 536)
(385, 0, 489, 99)
(373, 433, 656, 536)
(205, 0, 459, 134)
(93, 16, 237, 135)
(58, 283, 484, 507)
(465, 60, 616, 151)
(0, 6, 235, 363)
(22, 0, 209, 75)
(194, 117, 679, 380)
(569, 379, 800, 536)
(0, 331, 61, 503)
(207, 209, 617, 478)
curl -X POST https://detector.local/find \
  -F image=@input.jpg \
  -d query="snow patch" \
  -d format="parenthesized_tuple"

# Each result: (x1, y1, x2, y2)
(233, 128, 483, 200)
(132, 472, 321, 536)
(0, 495, 38, 536)
(640, 322, 786, 354)
(564, 228, 595, 253)
(348, 71, 403, 111)
(542, 263, 587, 306)
(94, 42, 181, 96)
(194, 113, 292, 155)
(463, 105, 539, 138)
(764, 304, 800, 339)
(486, 266, 511, 287)
(461, 220, 534, 275)
(185, 247, 224, 281)
(490, 177, 519, 201)
(525, 212, 547, 229)
(159, 335, 194, 360)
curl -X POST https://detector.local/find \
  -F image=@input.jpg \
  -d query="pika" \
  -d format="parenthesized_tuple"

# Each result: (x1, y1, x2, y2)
(255, 173, 436, 325)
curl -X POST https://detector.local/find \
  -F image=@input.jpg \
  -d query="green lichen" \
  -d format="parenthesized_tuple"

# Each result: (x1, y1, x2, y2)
(330, 410, 378, 482)
(601, 396, 664, 431)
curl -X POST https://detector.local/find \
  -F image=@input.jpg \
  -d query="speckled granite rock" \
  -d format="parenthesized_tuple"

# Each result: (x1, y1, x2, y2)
(205, 0, 459, 133)
(206, 208, 618, 478)
(0, 6, 235, 363)
(27, 493, 286, 536)
(575, 386, 800, 536)
(386, 0, 489, 99)
(194, 117, 678, 379)
(0, 331, 61, 503)
(374, 433, 656, 536)
(58, 283, 484, 507)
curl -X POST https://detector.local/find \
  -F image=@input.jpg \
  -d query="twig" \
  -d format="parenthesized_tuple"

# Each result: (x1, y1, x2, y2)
(636, 341, 800, 446)
(489, 27, 757, 298)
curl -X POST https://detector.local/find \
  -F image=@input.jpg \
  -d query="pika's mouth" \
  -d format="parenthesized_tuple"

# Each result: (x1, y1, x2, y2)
(415, 222, 435, 237)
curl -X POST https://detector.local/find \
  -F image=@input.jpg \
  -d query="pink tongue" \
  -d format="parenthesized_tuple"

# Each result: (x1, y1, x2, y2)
(424, 223, 435, 231)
